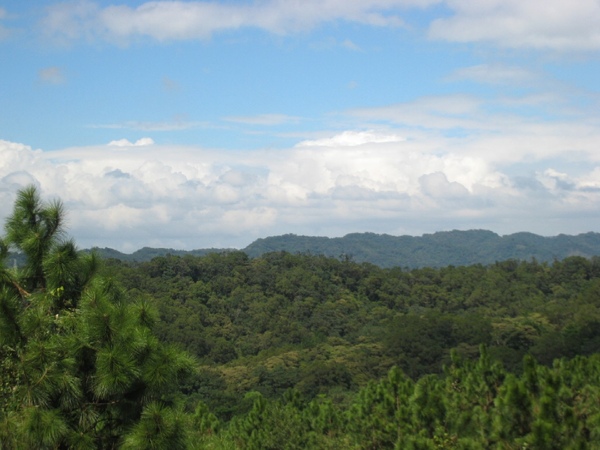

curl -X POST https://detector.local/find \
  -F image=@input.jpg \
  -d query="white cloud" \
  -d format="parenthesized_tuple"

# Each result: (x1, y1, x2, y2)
(221, 207, 278, 233)
(429, 0, 600, 50)
(297, 130, 405, 147)
(41, 0, 438, 43)
(2, 90, 600, 251)
(38, 0, 600, 51)
(578, 167, 600, 190)
(108, 137, 155, 147)
(42, 0, 102, 42)
(536, 168, 573, 192)
(348, 95, 485, 133)
(420, 172, 469, 199)
(348, 94, 600, 166)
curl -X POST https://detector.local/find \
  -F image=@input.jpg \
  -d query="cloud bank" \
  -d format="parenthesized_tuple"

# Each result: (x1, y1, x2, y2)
(40, 0, 600, 50)
(2, 102, 599, 253)
(42, 0, 419, 43)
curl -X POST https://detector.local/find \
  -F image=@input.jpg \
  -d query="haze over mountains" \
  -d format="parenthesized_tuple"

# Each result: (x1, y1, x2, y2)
(90, 230, 600, 268)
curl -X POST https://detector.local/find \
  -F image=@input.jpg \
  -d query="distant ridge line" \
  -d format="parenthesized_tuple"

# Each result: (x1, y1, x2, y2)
(87, 230, 600, 268)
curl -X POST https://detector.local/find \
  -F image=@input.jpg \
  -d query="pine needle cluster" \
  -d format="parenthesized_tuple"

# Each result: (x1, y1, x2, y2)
(0, 186, 194, 449)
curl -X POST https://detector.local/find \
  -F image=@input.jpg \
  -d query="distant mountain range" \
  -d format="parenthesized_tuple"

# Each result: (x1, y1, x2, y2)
(87, 230, 600, 268)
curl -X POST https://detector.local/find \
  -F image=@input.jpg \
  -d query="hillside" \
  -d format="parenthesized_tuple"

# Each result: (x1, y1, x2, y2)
(97, 249, 600, 448)
(91, 229, 600, 268)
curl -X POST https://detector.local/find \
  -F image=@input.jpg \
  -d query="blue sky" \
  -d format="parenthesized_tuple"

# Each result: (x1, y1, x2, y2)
(1, 0, 600, 252)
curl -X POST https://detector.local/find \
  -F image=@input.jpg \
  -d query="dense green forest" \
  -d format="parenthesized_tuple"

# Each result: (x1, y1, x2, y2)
(2, 187, 600, 448)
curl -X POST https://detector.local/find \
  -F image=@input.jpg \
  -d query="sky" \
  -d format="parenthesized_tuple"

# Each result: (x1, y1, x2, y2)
(1, 0, 600, 252)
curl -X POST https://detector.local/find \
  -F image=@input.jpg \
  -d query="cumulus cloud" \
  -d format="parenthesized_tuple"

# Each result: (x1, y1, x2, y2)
(419, 172, 469, 199)
(2, 109, 600, 253)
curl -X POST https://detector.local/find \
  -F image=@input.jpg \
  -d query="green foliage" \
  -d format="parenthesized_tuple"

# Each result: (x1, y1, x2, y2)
(0, 186, 194, 449)
(340, 350, 600, 449)
(105, 247, 600, 448)
(121, 403, 188, 450)
(228, 390, 345, 449)
(97, 243, 600, 422)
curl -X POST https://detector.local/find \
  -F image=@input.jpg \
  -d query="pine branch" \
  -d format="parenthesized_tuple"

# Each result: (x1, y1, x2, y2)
(12, 281, 30, 299)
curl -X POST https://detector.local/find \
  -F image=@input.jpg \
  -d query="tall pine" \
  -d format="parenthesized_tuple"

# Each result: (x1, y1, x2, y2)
(0, 186, 194, 449)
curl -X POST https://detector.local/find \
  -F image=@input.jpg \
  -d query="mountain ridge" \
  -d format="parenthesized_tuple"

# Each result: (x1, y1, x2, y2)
(87, 229, 600, 268)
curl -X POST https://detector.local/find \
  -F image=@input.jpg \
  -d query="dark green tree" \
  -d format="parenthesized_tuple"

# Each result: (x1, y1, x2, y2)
(0, 186, 194, 449)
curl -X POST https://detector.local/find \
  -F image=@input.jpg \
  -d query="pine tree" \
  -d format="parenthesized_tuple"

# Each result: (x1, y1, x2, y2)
(345, 366, 414, 449)
(0, 186, 195, 449)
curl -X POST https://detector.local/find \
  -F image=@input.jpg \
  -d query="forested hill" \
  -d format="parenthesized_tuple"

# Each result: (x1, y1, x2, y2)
(92, 229, 600, 268)
(244, 230, 600, 267)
